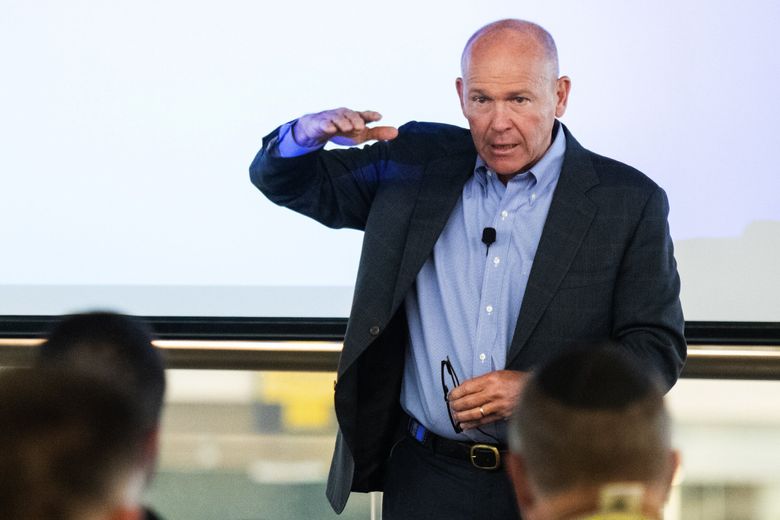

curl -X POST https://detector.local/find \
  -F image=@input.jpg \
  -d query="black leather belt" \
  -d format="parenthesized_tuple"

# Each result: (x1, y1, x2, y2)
(406, 416, 506, 470)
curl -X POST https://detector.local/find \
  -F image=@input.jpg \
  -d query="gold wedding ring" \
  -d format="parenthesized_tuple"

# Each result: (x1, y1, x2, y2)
(479, 406, 486, 417)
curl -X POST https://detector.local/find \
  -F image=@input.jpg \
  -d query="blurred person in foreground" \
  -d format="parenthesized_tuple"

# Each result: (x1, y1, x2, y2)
(506, 348, 680, 520)
(38, 312, 167, 520)
(0, 368, 148, 520)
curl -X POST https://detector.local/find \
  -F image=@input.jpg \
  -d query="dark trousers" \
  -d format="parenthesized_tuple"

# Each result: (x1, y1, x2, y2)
(382, 435, 522, 520)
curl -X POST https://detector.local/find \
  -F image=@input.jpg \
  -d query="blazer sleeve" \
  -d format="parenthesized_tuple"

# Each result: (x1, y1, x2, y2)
(612, 186, 687, 389)
(248, 125, 392, 231)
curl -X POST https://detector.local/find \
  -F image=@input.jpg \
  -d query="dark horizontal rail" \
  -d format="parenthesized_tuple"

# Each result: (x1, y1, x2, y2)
(2, 317, 780, 379)
(1, 316, 779, 345)
(2, 340, 779, 379)
(0, 316, 349, 342)
(684, 321, 780, 345)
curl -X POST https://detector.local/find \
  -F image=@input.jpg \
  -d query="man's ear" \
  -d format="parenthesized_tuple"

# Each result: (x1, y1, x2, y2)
(455, 77, 466, 113)
(505, 453, 536, 511)
(663, 449, 682, 499)
(554, 76, 571, 118)
(141, 427, 160, 481)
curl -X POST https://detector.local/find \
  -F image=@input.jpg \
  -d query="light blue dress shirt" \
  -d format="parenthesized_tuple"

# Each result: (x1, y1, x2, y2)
(273, 121, 566, 443)
(401, 125, 565, 443)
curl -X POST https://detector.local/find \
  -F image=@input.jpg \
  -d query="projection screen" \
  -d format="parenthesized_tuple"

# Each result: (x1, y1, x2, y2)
(1, 0, 778, 321)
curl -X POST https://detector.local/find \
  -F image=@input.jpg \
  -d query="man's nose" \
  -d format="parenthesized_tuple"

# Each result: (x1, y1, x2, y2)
(489, 103, 512, 132)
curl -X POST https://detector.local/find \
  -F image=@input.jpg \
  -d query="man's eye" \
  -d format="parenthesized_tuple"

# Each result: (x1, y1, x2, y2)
(513, 97, 529, 104)
(472, 96, 488, 104)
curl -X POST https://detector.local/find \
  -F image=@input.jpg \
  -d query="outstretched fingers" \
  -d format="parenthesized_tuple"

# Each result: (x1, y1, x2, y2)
(296, 107, 397, 147)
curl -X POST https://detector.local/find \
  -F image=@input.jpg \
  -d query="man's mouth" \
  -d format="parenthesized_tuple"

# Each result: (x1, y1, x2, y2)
(490, 144, 518, 153)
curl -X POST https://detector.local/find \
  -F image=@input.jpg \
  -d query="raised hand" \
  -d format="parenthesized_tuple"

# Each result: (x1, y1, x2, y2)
(292, 108, 399, 148)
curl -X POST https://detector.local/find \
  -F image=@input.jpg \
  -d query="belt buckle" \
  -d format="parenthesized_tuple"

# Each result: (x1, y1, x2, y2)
(470, 444, 500, 470)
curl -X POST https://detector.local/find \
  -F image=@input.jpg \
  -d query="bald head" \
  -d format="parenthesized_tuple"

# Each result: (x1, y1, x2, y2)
(461, 19, 559, 79)
(455, 19, 570, 177)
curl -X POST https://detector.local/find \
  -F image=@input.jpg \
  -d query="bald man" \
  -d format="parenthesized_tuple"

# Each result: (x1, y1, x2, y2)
(250, 19, 685, 519)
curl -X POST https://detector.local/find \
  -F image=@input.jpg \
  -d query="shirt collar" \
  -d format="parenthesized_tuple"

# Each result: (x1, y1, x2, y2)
(473, 120, 566, 192)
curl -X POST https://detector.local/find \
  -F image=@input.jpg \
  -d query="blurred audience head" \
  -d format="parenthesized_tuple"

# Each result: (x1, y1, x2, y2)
(507, 346, 680, 520)
(38, 311, 166, 483)
(38, 311, 165, 431)
(0, 368, 148, 520)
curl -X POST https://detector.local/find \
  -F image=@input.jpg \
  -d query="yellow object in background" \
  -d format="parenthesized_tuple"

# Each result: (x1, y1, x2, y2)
(256, 372, 335, 430)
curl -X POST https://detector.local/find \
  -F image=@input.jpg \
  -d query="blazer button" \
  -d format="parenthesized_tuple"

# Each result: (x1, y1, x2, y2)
(369, 325, 381, 336)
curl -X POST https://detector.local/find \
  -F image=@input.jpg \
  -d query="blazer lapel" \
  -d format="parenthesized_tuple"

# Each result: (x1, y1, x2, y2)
(391, 153, 476, 311)
(506, 127, 600, 365)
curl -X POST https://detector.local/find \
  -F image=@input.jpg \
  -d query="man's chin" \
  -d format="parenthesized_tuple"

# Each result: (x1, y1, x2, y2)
(485, 156, 527, 177)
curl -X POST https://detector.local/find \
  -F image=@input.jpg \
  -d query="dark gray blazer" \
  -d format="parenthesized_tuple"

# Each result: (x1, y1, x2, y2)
(250, 121, 686, 513)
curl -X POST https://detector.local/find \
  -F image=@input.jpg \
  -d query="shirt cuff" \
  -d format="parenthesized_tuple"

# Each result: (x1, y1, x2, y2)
(276, 121, 323, 158)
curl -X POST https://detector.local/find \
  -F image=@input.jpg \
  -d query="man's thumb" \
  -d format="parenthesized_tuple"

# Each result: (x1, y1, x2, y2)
(368, 126, 399, 142)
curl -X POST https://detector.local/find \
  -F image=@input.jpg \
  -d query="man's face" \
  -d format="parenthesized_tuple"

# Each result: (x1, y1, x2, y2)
(456, 33, 570, 176)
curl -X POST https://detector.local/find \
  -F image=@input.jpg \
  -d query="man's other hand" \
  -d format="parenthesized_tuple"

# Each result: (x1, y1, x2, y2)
(292, 108, 399, 148)
(448, 370, 528, 430)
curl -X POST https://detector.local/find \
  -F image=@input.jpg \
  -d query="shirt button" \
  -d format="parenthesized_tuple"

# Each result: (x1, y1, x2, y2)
(369, 325, 381, 336)
(479, 353, 486, 362)
(493, 256, 500, 266)
(486, 305, 493, 314)
(531, 193, 537, 201)
(501, 210, 509, 219)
